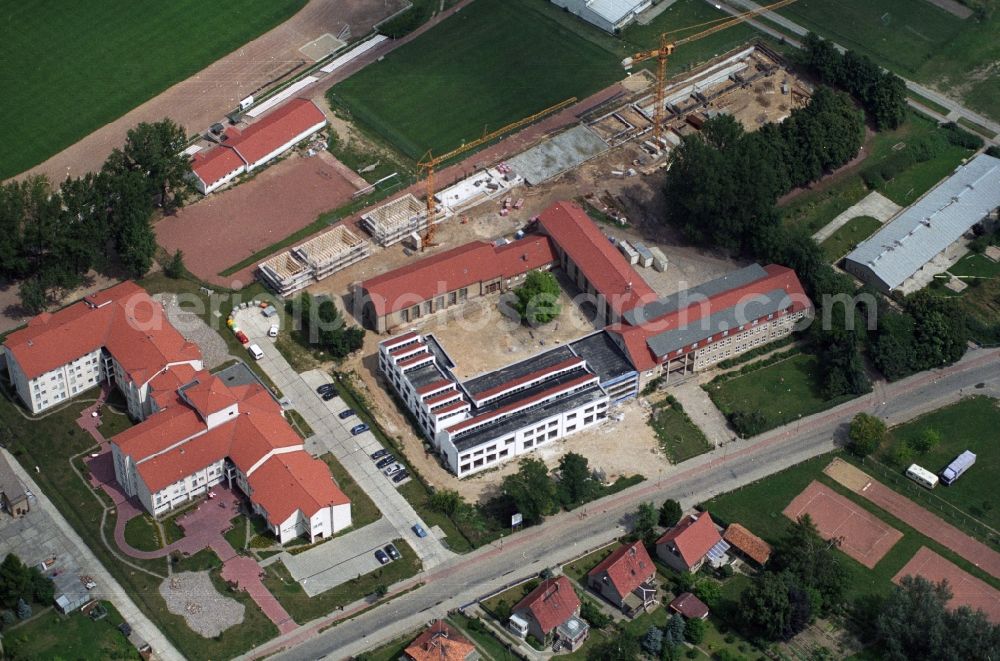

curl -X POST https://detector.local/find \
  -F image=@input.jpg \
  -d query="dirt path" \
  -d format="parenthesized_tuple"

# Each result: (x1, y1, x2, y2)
(13, 0, 407, 184)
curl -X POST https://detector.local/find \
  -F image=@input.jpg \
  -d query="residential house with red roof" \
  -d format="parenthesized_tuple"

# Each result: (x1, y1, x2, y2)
(509, 576, 588, 651)
(723, 523, 772, 567)
(110, 370, 351, 543)
(190, 98, 327, 194)
(586, 541, 659, 617)
(402, 620, 479, 661)
(2, 282, 203, 417)
(358, 236, 557, 333)
(656, 511, 729, 573)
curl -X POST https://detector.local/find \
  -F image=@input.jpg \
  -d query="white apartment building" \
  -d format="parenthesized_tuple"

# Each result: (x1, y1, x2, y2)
(2, 282, 203, 417)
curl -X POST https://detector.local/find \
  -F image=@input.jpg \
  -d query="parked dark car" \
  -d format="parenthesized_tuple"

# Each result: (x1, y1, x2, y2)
(370, 449, 389, 460)
(316, 383, 335, 395)
(374, 549, 390, 565)
(351, 423, 370, 436)
(412, 523, 427, 538)
(321, 390, 337, 401)
(375, 455, 396, 469)
(392, 470, 410, 484)
(338, 409, 356, 419)
(384, 543, 401, 561)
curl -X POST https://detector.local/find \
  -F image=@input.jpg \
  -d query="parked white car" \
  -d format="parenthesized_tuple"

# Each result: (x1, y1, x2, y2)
(268, 324, 279, 338)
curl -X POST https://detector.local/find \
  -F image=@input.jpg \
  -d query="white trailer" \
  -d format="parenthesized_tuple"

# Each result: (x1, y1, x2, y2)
(939, 450, 976, 486)
(905, 464, 938, 489)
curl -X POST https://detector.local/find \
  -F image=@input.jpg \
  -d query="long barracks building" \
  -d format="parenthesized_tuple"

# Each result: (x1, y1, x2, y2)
(375, 201, 811, 476)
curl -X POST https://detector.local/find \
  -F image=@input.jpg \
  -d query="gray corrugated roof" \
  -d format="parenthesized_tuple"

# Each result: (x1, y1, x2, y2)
(845, 153, 1000, 291)
(623, 264, 768, 326)
(646, 288, 792, 357)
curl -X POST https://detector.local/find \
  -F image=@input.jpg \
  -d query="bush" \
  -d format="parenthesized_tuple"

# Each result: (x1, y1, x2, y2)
(685, 616, 706, 644)
(580, 598, 612, 628)
(729, 409, 768, 437)
(377, 4, 432, 38)
(941, 122, 984, 150)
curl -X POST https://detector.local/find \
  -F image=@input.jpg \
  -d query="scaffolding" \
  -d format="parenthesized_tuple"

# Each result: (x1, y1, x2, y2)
(360, 193, 427, 247)
(257, 225, 372, 296)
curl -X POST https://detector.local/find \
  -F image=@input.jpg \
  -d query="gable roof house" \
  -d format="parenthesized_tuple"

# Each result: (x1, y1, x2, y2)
(656, 511, 729, 573)
(510, 576, 588, 651)
(403, 620, 479, 661)
(587, 540, 659, 617)
(723, 523, 772, 567)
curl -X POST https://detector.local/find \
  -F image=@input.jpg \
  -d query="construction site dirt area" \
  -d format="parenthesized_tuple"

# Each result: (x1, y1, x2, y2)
(157, 152, 362, 286)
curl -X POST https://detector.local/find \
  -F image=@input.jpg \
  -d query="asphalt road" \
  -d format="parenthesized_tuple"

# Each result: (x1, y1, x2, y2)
(243, 347, 999, 661)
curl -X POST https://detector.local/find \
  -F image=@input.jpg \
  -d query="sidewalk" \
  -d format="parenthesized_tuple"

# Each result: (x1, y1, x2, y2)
(2, 448, 184, 661)
(812, 191, 900, 243)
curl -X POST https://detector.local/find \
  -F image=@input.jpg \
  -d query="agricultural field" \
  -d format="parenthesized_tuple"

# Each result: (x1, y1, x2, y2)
(329, 0, 622, 160)
(774, 0, 1000, 121)
(2, 0, 307, 179)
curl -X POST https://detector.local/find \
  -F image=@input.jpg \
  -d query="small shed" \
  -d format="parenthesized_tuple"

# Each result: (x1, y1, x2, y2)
(617, 240, 639, 265)
(649, 246, 669, 272)
(669, 592, 709, 620)
(633, 243, 654, 268)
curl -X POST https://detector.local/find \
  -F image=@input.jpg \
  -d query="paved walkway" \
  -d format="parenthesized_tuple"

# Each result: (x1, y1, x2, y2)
(213, 538, 297, 634)
(824, 460, 1000, 578)
(670, 379, 735, 445)
(2, 449, 184, 661)
(812, 191, 901, 243)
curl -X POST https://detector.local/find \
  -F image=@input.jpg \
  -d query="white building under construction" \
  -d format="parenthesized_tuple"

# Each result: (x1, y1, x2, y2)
(257, 225, 371, 296)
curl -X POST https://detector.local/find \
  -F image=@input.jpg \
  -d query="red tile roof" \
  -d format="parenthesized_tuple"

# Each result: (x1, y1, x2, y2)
(588, 541, 655, 598)
(112, 371, 348, 520)
(606, 264, 811, 371)
(404, 620, 476, 661)
(4, 281, 201, 382)
(513, 576, 580, 635)
(190, 147, 245, 189)
(723, 523, 772, 565)
(361, 236, 557, 317)
(182, 375, 238, 419)
(669, 592, 709, 619)
(656, 512, 722, 569)
(537, 201, 656, 318)
(230, 98, 326, 166)
(190, 99, 326, 188)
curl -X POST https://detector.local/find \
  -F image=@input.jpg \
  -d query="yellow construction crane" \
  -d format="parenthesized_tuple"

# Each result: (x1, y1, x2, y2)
(418, 96, 577, 248)
(622, 0, 798, 143)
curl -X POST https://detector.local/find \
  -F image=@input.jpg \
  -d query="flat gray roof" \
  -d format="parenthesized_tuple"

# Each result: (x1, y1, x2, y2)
(463, 346, 575, 398)
(623, 264, 768, 326)
(507, 125, 609, 186)
(570, 331, 635, 383)
(845, 153, 1000, 291)
(646, 288, 793, 358)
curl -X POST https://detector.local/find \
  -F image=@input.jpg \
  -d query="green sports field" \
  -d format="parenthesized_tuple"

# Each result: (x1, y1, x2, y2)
(775, 0, 1000, 121)
(329, 0, 623, 160)
(2, 0, 306, 179)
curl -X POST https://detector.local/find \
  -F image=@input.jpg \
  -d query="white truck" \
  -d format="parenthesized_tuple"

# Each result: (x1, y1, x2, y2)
(939, 450, 976, 486)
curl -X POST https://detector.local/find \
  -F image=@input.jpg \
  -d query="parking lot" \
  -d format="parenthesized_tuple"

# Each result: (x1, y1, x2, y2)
(233, 309, 453, 578)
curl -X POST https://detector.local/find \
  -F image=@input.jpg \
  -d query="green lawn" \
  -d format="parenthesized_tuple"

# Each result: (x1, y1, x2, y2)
(329, 0, 622, 160)
(2, 602, 140, 660)
(948, 252, 1000, 280)
(480, 581, 537, 621)
(878, 396, 1000, 533)
(705, 353, 855, 435)
(285, 409, 314, 439)
(562, 543, 616, 582)
(263, 538, 421, 624)
(123, 514, 163, 552)
(321, 453, 382, 529)
(352, 630, 418, 661)
(648, 397, 713, 462)
(2, 0, 307, 179)
(449, 611, 519, 659)
(703, 453, 1000, 603)
(820, 215, 883, 262)
(773, 0, 1000, 121)
(780, 112, 973, 233)
(223, 516, 248, 552)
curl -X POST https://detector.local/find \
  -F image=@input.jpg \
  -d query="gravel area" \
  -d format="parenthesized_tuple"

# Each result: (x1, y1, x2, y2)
(159, 571, 245, 638)
(155, 293, 232, 369)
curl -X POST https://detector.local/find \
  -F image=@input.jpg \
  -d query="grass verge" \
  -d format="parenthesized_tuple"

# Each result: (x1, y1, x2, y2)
(819, 215, 883, 262)
(648, 396, 713, 463)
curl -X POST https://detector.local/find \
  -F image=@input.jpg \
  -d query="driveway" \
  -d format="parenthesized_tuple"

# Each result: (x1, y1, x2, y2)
(811, 191, 901, 243)
(234, 309, 453, 572)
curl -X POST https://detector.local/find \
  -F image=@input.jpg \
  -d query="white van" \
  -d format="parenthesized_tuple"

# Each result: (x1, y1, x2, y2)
(905, 464, 939, 489)
(248, 344, 264, 361)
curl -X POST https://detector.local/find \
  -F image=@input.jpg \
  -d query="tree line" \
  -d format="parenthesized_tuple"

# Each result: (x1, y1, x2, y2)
(799, 32, 908, 131)
(0, 554, 54, 627)
(286, 292, 365, 359)
(0, 119, 192, 313)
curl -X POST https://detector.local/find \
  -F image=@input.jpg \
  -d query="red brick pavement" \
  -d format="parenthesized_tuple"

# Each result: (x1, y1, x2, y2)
(214, 538, 297, 633)
(855, 479, 1000, 579)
